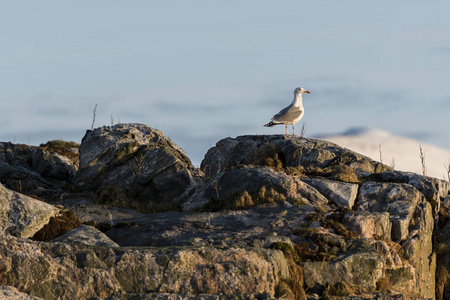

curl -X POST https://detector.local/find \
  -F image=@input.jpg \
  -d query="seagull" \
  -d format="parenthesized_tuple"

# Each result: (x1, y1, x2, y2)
(264, 87, 310, 136)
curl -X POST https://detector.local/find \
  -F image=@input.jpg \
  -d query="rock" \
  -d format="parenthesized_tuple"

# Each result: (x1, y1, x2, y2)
(201, 135, 387, 178)
(0, 161, 55, 197)
(369, 240, 417, 294)
(31, 148, 76, 180)
(0, 142, 35, 169)
(367, 170, 449, 216)
(0, 234, 290, 299)
(357, 182, 423, 241)
(58, 197, 147, 224)
(358, 182, 436, 298)
(0, 142, 77, 200)
(0, 286, 42, 300)
(106, 201, 315, 247)
(0, 183, 60, 238)
(300, 177, 358, 209)
(106, 293, 278, 299)
(51, 225, 119, 247)
(158, 248, 289, 296)
(401, 200, 435, 298)
(343, 211, 392, 240)
(303, 243, 385, 294)
(3, 131, 447, 299)
(75, 124, 204, 211)
(183, 166, 323, 212)
(370, 240, 404, 270)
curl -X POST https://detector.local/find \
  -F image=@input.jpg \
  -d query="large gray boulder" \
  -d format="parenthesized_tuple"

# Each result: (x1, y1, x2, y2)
(0, 183, 60, 238)
(74, 124, 204, 210)
(200, 135, 387, 178)
(182, 166, 328, 212)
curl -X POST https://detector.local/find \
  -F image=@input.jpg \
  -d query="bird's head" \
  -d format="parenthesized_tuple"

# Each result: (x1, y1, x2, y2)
(295, 87, 310, 95)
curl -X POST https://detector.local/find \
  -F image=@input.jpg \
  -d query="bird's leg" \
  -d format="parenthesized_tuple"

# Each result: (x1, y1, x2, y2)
(285, 125, 288, 135)
(292, 124, 297, 136)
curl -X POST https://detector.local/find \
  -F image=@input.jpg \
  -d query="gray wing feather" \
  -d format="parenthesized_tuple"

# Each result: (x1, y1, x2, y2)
(272, 105, 302, 123)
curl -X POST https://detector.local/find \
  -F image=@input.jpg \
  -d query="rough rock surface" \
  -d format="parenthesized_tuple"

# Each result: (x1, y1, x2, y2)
(300, 177, 358, 209)
(105, 201, 313, 247)
(0, 234, 288, 300)
(2, 129, 450, 299)
(303, 246, 385, 292)
(31, 148, 75, 180)
(357, 182, 423, 241)
(200, 135, 388, 177)
(0, 183, 60, 238)
(0, 286, 42, 300)
(182, 166, 328, 211)
(74, 124, 204, 210)
(0, 142, 77, 200)
(51, 225, 120, 247)
(343, 211, 392, 240)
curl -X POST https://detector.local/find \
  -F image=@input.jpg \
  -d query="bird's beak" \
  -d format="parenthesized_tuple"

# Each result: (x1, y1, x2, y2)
(305, 90, 310, 94)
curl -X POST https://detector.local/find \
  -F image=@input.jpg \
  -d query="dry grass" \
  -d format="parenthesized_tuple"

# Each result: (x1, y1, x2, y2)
(91, 103, 97, 130)
(327, 281, 361, 297)
(285, 166, 305, 177)
(305, 164, 360, 184)
(203, 186, 288, 211)
(379, 144, 384, 164)
(31, 210, 81, 242)
(234, 191, 254, 209)
(263, 154, 284, 172)
(39, 140, 80, 164)
(94, 185, 182, 213)
(419, 144, 427, 176)
(271, 242, 306, 300)
(300, 122, 307, 138)
(390, 157, 396, 169)
(247, 143, 284, 170)
(131, 153, 147, 176)
(445, 159, 450, 183)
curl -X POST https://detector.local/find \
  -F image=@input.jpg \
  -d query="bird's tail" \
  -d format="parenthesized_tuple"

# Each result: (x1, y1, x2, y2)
(264, 121, 276, 127)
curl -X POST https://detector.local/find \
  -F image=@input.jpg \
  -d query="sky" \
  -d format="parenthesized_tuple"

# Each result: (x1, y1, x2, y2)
(1, 1, 450, 166)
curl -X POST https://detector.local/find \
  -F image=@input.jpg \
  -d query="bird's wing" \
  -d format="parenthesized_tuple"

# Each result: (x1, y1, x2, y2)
(272, 105, 303, 123)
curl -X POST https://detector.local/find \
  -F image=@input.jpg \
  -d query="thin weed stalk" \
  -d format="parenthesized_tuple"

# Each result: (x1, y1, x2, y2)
(300, 122, 307, 138)
(419, 145, 427, 176)
(91, 103, 98, 130)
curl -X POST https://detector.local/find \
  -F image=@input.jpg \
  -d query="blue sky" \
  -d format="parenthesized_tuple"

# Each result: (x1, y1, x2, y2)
(1, 1, 450, 165)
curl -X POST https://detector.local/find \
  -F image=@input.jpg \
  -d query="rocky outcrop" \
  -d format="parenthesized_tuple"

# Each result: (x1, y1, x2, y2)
(2, 127, 450, 299)
(196, 135, 448, 299)
(75, 124, 204, 211)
